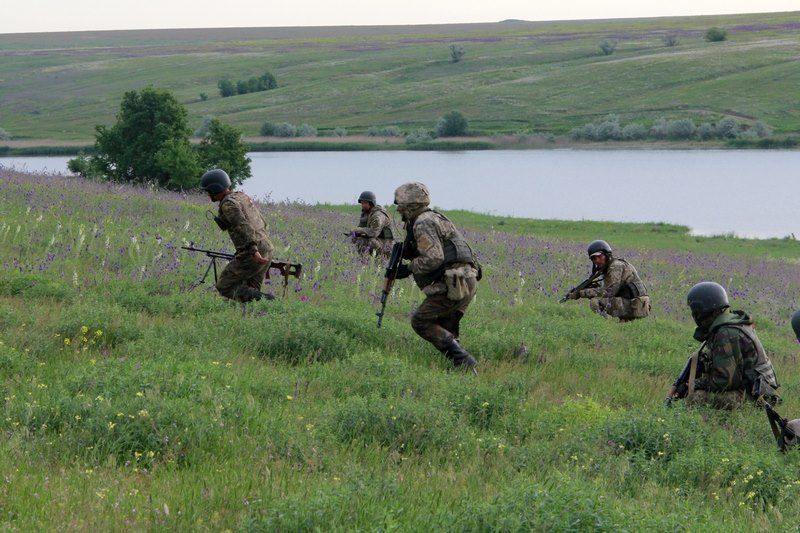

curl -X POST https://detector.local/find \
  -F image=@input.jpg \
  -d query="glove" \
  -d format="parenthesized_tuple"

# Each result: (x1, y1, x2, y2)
(395, 264, 412, 279)
(566, 290, 580, 300)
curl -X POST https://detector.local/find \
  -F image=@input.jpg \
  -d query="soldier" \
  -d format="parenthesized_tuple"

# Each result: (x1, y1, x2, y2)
(565, 240, 650, 321)
(792, 310, 800, 342)
(666, 282, 780, 409)
(349, 190, 393, 256)
(200, 169, 274, 302)
(392, 182, 480, 371)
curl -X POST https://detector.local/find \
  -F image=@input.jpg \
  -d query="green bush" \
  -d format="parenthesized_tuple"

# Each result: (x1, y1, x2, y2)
(705, 27, 728, 42)
(260, 121, 276, 136)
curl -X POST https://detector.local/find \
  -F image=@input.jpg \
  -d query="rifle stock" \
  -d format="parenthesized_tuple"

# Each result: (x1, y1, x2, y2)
(377, 242, 404, 328)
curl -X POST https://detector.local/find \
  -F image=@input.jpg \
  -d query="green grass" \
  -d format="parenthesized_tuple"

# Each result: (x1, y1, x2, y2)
(1, 12, 800, 141)
(4, 169, 800, 528)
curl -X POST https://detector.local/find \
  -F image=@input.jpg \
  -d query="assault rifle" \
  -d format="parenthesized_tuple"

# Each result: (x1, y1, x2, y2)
(559, 270, 603, 303)
(377, 242, 404, 328)
(665, 355, 694, 407)
(761, 398, 795, 452)
(182, 244, 302, 297)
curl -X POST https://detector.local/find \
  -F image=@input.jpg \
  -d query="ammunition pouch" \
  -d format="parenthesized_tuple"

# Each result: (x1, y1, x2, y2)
(214, 215, 229, 231)
(444, 265, 478, 300)
(411, 236, 477, 289)
(616, 279, 647, 299)
(381, 225, 394, 240)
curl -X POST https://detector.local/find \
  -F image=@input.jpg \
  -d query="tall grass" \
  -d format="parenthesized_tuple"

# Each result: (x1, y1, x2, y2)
(2, 168, 800, 528)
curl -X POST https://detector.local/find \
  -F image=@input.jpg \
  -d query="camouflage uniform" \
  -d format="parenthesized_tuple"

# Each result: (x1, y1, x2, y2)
(405, 208, 479, 352)
(352, 205, 393, 256)
(576, 258, 650, 321)
(215, 191, 274, 301)
(686, 309, 779, 408)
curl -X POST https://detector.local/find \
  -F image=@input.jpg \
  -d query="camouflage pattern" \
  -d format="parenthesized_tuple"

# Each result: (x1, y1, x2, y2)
(352, 205, 393, 256)
(691, 310, 779, 400)
(577, 258, 650, 320)
(215, 241, 272, 301)
(685, 389, 746, 410)
(404, 207, 478, 353)
(215, 191, 274, 301)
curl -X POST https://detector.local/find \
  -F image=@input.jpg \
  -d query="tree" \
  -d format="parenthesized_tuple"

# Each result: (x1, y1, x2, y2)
(155, 138, 202, 190)
(260, 121, 277, 136)
(0, 127, 10, 141)
(435, 111, 468, 137)
(705, 27, 727, 42)
(218, 79, 236, 97)
(449, 44, 465, 63)
(258, 72, 277, 90)
(87, 87, 197, 187)
(236, 80, 249, 95)
(196, 119, 251, 188)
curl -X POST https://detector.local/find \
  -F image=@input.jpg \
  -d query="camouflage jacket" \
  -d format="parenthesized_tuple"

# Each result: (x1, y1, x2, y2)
(353, 206, 392, 240)
(578, 258, 647, 300)
(218, 191, 274, 258)
(405, 209, 476, 295)
(694, 310, 779, 395)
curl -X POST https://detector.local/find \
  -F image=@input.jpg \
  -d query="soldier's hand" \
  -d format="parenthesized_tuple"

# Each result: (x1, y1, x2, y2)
(253, 251, 270, 265)
(395, 264, 412, 279)
(566, 290, 580, 300)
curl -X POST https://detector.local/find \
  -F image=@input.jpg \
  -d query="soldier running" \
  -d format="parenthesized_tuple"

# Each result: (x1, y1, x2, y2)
(392, 182, 480, 371)
(200, 169, 274, 302)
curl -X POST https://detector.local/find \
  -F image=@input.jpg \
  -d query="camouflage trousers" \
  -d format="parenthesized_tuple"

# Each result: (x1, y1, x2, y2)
(215, 243, 272, 302)
(410, 280, 477, 353)
(355, 237, 392, 258)
(685, 389, 746, 410)
(589, 295, 651, 321)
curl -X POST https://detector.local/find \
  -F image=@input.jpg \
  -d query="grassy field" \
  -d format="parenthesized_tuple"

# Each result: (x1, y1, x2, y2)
(3, 168, 800, 529)
(1, 12, 800, 142)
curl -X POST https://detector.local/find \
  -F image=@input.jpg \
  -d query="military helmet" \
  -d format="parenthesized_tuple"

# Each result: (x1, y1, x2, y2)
(358, 191, 377, 205)
(394, 182, 430, 206)
(587, 240, 612, 257)
(200, 169, 231, 195)
(687, 282, 729, 319)
(791, 310, 800, 341)
(783, 419, 800, 449)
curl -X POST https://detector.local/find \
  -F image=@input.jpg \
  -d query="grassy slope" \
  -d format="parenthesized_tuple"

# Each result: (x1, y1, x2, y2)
(1, 12, 799, 140)
(3, 169, 800, 529)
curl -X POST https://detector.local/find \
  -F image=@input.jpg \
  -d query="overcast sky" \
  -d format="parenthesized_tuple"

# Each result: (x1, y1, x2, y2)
(2, 0, 798, 34)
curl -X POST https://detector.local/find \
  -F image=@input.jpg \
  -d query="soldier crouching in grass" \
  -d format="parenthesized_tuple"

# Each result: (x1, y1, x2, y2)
(392, 182, 480, 372)
(200, 169, 274, 302)
(349, 190, 394, 257)
(565, 240, 650, 322)
(665, 282, 780, 409)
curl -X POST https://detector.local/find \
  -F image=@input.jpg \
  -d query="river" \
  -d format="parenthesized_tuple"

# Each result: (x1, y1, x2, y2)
(1, 150, 797, 238)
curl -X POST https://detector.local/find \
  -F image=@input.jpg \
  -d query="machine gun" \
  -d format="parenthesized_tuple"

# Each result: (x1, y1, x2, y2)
(376, 242, 404, 328)
(559, 270, 603, 303)
(182, 244, 302, 297)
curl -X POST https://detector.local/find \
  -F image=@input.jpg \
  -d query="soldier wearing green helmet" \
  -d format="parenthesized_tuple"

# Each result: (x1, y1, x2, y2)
(391, 182, 480, 372)
(200, 169, 274, 302)
(564, 240, 650, 321)
(349, 190, 394, 257)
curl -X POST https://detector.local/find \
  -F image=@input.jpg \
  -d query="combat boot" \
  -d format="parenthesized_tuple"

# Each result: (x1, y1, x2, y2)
(443, 339, 477, 374)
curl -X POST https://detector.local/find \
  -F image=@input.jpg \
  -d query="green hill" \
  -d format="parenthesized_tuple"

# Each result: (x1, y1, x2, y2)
(1, 11, 799, 141)
(3, 167, 800, 528)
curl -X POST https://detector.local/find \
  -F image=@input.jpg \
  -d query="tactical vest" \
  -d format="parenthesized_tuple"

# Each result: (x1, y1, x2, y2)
(700, 322, 780, 395)
(374, 206, 394, 240)
(611, 259, 648, 299)
(404, 210, 476, 289)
